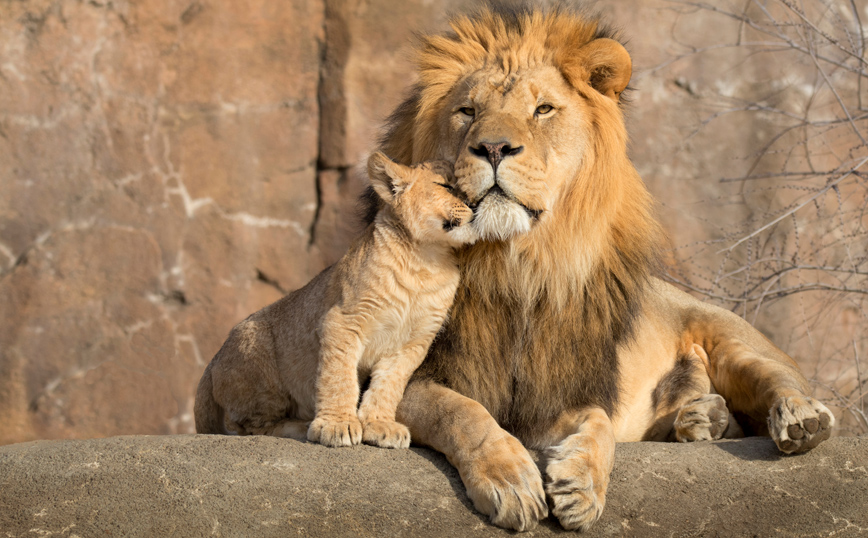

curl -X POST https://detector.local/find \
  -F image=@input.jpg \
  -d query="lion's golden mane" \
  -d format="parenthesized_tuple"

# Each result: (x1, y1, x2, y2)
(377, 6, 665, 445)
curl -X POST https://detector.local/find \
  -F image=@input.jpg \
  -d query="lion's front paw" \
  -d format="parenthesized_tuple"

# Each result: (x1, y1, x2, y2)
(768, 396, 834, 454)
(544, 443, 607, 531)
(674, 394, 732, 442)
(361, 419, 410, 449)
(307, 415, 362, 447)
(459, 433, 548, 532)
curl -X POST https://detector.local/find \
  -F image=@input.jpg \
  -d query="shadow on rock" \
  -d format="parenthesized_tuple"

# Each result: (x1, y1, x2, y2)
(410, 447, 485, 516)
(713, 437, 781, 461)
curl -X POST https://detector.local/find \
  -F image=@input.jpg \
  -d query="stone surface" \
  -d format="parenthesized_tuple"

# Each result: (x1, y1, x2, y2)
(1, 0, 865, 445)
(0, 435, 866, 537)
(0, 0, 324, 445)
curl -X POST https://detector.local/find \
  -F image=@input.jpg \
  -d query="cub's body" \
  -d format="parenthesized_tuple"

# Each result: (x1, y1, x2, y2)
(194, 153, 476, 448)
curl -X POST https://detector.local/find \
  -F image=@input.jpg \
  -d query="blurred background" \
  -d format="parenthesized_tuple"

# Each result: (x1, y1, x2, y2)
(1, 0, 865, 445)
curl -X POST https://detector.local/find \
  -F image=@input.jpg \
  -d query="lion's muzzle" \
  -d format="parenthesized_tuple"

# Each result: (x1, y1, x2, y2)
(469, 141, 524, 175)
(473, 184, 541, 220)
(470, 184, 540, 241)
(456, 118, 544, 241)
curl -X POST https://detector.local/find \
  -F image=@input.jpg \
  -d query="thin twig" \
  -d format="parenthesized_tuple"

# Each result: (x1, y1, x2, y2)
(717, 155, 868, 254)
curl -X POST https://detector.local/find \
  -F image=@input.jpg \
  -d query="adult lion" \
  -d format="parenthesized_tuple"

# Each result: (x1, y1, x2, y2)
(379, 6, 835, 532)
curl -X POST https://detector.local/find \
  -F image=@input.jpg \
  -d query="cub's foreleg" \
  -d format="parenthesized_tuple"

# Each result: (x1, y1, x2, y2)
(357, 338, 432, 449)
(396, 380, 548, 531)
(307, 309, 365, 447)
(544, 408, 615, 532)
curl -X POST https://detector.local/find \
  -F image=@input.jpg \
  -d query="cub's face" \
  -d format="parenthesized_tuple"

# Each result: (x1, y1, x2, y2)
(367, 153, 478, 247)
(435, 64, 590, 241)
(399, 162, 478, 247)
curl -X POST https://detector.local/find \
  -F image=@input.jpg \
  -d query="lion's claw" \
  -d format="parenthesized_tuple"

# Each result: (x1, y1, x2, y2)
(307, 415, 363, 447)
(674, 394, 732, 442)
(768, 396, 834, 454)
(459, 433, 547, 531)
(544, 443, 607, 531)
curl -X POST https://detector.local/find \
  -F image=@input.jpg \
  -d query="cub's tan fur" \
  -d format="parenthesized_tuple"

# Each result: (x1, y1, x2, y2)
(375, 6, 836, 532)
(194, 152, 476, 448)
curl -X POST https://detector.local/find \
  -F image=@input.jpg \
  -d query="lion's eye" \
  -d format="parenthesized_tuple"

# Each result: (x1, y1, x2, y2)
(458, 107, 475, 117)
(535, 104, 554, 116)
(436, 182, 455, 192)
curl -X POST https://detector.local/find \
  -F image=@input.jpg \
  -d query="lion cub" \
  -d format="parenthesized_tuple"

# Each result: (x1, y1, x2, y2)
(194, 152, 477, 449)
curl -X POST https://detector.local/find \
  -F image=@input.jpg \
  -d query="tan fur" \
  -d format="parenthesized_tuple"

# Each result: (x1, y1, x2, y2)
(379, 6, 835, 532)
(194, 153, 477, 449)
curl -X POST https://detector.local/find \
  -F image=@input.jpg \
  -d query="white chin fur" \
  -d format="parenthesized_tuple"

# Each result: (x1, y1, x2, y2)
(446, 225, 479, 246)
(471, 197, 532, 241)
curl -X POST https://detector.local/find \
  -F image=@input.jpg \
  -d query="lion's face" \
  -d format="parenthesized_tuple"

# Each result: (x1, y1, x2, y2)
(438, 65, 589, 241)
(380, 11, 639, 255)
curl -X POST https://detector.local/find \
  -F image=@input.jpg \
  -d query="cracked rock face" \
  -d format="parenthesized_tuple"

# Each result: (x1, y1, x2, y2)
(0, 0, 324, 443)
(0, 0, 864, 444)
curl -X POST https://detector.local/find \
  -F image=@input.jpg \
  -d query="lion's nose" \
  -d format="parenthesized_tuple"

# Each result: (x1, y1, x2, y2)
(469, 141, 524, 172)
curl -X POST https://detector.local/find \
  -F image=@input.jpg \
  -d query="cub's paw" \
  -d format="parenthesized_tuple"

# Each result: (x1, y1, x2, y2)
(768, 396, 834, 454)
(674, 394, 731, 442)
(307, 415, 362, 447)
(361, 419, 411, 449)
(459, 433, 548, 531)
(544, 444, 607, 531)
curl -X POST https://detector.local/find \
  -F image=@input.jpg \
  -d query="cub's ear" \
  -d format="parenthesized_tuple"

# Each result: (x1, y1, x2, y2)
(561, 38, 632, 102)
(367, 151, 412, 204)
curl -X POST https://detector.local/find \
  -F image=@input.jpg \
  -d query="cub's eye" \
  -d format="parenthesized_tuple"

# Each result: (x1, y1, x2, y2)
(535, 104, 554, 116)
(436, 182, 455, 192)
(458, 107, 475, 117)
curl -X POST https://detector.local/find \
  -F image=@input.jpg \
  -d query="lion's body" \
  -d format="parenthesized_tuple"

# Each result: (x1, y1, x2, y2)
(380, 6, 835, 532)
(195, 5, 834, 532)
(194, 156, 476, 448)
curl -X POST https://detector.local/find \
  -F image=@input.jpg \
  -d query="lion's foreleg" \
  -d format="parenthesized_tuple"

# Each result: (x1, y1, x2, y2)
(702, 326, 834, 453)
(396, 380, 548, 531)
(544, 407, 614, 531)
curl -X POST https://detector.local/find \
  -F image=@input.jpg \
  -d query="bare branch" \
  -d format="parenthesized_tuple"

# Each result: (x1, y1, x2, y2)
(664, 0, 868, 434)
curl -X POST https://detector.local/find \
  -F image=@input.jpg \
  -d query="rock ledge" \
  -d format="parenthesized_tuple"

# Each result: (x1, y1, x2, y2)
(1, 435, 866, 537)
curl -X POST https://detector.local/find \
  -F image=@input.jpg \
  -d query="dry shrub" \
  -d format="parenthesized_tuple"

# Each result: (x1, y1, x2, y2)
(662, 0, 867, 434)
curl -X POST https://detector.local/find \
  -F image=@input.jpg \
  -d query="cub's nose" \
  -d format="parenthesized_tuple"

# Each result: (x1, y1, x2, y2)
(444, 204, 474, 230)
(469, 141, 524, 172)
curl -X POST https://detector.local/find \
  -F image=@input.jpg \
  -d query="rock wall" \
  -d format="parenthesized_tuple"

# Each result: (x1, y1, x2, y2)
(0, 0, 863, 444)
(0, 0, 327, 444)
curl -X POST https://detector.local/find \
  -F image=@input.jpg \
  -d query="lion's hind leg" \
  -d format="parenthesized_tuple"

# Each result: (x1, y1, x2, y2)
(223, 385, 310, 440)
(768, 396, 834, 454)
(208, 319, 310, 439)
(699, 323, 835, 454)
(674, 393, 743, 442)
(242, 419, 310, 439)
(682, 299, 838, 453)
(643, 344, 742, 442)
(676, 344, 744, 441)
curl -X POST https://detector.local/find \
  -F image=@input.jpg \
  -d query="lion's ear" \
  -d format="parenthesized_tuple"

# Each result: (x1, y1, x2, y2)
(367, 151, 412, 204)
(564, 38, 632, 102)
